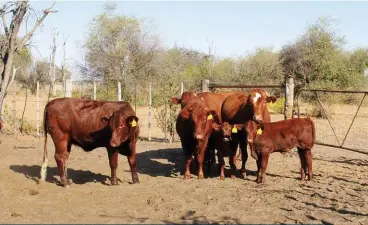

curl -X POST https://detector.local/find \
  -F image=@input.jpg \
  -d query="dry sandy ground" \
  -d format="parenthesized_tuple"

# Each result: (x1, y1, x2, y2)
(0, 114, 367, 224)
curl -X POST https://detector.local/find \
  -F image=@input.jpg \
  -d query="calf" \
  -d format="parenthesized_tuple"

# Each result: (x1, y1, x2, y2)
(245, 118, 315, 183)
(41, 98, 140, 187)
(211, 122, 244, 179)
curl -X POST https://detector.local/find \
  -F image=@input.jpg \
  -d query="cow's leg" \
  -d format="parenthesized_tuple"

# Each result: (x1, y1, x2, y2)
(305, 149, 313, 181)
(53, 135, 70, 187)
(128, 142, 139, 183)
(239, 131, 248, 179)
(255, 154, 261, 182)
(217, 150, 225, 180)
(196, 140, 208, 179)
(107, 148, 119, 185)
(258, 151, 270, 183)
(297, 148, 307, 181)
(229, 147, 237, 179)
(184, 153, 193, 179)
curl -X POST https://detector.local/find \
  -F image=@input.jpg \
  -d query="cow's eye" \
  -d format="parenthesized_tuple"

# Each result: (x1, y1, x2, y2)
(120, 124, 124, 128)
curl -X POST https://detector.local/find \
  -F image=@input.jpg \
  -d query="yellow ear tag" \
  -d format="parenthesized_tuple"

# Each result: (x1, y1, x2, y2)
(207, 114, 213, 120)
(257, 128, 262, 135)
(232, 126, 238, 133)
(131, 120, 137, 127)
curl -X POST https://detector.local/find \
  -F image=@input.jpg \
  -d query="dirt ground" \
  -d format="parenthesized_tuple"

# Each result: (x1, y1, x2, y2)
(0, 111, 367, 224)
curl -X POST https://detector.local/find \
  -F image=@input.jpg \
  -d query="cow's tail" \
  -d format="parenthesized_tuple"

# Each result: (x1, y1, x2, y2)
(307, 117, 316, 147)
(40, 104, 49, 182)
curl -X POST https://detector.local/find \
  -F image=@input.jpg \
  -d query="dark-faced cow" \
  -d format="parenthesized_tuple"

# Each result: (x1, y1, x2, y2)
(40, 98, 140, 187)
(245, 117, 315, 183)
(176, 92, 237, 179)
(221, 89, 277, 178)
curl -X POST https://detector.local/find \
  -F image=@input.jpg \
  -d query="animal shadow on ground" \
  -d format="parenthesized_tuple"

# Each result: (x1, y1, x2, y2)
(136, 148, 184, 178)
(162, 210, 242, 224)
(9, 165, 110, 186)
(136, 148, 254, 179)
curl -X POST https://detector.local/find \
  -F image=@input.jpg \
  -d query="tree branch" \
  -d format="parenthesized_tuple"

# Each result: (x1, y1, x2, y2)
(6, 66, 19, 93)
(0, 8, 9, 36)
(15, 1, 57, 52)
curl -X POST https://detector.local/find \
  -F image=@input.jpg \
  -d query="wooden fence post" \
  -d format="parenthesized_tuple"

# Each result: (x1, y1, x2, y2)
(148, 83, 152, 142)
(201, 79, 210, 92)
(118, 82, 121, 101)
(93, 80, 96, 100)
(36, 81, 40, 137)
(284, 77, 295, 120)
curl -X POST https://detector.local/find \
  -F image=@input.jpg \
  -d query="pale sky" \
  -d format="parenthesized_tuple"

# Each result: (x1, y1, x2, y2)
(14, 0, 368, 80)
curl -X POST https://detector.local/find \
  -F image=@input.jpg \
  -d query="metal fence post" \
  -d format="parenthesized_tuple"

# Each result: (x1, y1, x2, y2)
(201, 79, 210, 92)
(36, 81, 40, 137)
(284, 77, 294, 120)
(148, 83, 152, 141)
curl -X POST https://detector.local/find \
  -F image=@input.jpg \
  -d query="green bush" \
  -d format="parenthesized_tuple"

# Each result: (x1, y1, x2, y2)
(268, 97, 285, 114)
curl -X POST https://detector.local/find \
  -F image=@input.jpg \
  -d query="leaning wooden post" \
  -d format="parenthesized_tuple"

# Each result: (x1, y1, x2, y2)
(201, 79, 210, 92)
(148, 83, 152, 142)
(284, 77, 294, 120)
(117, 82, 121, 101)
(180, 82, 184, 95)
(36, 81, 40, 137)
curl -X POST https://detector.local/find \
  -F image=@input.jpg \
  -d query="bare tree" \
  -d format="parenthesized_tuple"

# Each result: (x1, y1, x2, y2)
(48, 26, 58, 96)
(0, 0, 56, 122)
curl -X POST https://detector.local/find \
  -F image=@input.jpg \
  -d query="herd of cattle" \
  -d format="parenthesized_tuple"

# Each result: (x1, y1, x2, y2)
(1, 88, 314, 188)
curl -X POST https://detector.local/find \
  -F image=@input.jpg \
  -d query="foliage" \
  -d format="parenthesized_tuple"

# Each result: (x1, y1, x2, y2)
(268, 97, 285, 114)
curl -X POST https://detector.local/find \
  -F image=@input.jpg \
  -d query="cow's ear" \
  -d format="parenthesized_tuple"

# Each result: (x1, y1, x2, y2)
(127, 116, 139, 128)
(212, 122, 222, 131)
(235, 124, 245, 131)
(257, 123, 265, 130)
(171, 97, 181, 105)
(266, 96, 277, 103)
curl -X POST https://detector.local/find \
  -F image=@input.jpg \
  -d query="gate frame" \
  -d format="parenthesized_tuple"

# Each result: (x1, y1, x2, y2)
(295, 88, 368, 156)
(201, 78, 294, 120)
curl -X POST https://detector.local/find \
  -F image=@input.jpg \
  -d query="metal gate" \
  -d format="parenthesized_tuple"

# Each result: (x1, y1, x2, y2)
(295, 89, 368, 155)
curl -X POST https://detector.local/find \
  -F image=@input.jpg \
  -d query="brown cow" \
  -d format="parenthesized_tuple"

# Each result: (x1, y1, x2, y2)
(245, 117, 315, 183)
(171, 91, 198, 109)
(40, 98, 140, 187)
(176, 92, 237, 179)
(221, 89, 277, 178)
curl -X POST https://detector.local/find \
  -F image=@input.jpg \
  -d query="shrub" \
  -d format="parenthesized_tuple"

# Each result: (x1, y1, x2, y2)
(268, 97, 285, 114)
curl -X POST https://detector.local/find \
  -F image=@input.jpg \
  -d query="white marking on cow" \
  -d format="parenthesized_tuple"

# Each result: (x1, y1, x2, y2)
(40, 158, 48, 182)
(253, 92, 261, 103)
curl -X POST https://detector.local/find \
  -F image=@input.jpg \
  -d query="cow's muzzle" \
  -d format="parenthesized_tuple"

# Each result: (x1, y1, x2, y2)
(253, 115, 263, 123)
(223, 136, 231, 142)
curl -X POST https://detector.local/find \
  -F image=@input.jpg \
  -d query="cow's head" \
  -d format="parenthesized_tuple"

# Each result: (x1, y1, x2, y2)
(180, 102, 218, 141)
(247, 89, 277, 123)
(244, 120, 264, 144)
(212, 122, 244, 142)
(102, 112, 139, 148)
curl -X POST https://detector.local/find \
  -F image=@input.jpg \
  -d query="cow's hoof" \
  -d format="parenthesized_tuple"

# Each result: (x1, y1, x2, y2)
(132, 178, 140, 184)
(241, 172, 247, 179)
(184, 175, 191, 179)
(219, 175, 225, 180)
(230, 175, 236, 179)
(110, 178, 118, 185)
(198, 175, 204, 179)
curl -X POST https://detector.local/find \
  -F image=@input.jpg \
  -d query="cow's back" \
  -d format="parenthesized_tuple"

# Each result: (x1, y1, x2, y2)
(221, 92, 253, 124)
